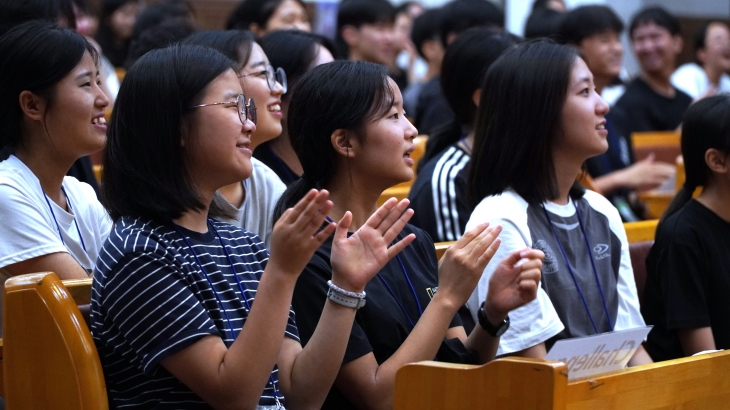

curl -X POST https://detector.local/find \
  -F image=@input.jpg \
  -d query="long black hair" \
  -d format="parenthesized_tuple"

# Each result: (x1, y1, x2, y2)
(419, 27, 519, 171)
(0, 20, 97, 152)
(103, 45, 236, 222)
(468, 40, 582, 207)
(273, 60, 394, 221)
(660, 95, 730, 223)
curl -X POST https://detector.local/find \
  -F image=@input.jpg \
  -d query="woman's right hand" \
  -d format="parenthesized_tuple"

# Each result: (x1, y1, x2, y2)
(329, 198, 416, 293)
(435, 223, 503, 309)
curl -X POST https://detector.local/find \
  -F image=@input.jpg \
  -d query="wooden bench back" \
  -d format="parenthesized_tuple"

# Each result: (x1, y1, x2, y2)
(2, 273, 106, 409)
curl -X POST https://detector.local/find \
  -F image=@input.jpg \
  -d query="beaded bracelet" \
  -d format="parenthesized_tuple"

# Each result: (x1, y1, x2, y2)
(326, 280, 366, 309)
(327, 280, 366, 299)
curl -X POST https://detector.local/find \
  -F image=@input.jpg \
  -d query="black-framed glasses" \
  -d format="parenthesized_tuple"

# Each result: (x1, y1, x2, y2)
(190, 94, 257, 125)
(240, 65, 288, 94)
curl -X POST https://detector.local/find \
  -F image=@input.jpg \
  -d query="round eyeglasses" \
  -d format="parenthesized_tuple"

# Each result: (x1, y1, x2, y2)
(239, 65, 288, 94)
(190, 94, 257, 125)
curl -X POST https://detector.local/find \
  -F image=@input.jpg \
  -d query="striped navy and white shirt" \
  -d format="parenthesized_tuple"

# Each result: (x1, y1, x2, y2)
(408, 144, 471, 242)
(91, 216, 299, 409)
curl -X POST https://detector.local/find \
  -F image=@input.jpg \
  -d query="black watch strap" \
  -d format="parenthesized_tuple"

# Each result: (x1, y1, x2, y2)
(478, 302, 510, 337)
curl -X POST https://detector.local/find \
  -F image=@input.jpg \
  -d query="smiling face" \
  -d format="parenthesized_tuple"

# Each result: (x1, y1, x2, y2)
(631, 21, 682, 77)
(555, 57, 610, 162)
(699, 22, 730, 74)
(185, 69, 256, 191)
(265, 0, 311, 33)
(578, 30, 623, 87)
(43, 51, 109, 160)
(239, 42, 284, 149)
(350, 78, 418, 188)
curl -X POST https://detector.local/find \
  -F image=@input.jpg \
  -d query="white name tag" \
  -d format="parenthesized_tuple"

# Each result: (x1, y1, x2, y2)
(545, 326, 652, 380)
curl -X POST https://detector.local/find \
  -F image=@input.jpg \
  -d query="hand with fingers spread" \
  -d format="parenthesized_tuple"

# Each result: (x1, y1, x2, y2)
(267, 189, 336, 277)
(329, 198, 416, 293)
(484, 248, 545, 322)
(436, 223, 503, 309)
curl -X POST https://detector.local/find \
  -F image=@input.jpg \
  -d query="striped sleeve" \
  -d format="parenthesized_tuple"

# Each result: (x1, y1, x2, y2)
(431, 147, 470, 242)
(100, 251, 219, 375)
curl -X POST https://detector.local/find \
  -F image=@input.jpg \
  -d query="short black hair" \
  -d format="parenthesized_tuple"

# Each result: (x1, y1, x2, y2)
(131, 0, 193, 40)
(124, 17, 196, 69)
(557, 5, 623, 45)
(182, 30, 256, 68)
(0, 20, 97, 151)
(226, 0, 306, 31)
(439, 0, 504, 47)
(469, 40, 583, 206)
(336, 0, 395, 55)
(524, 8, 563, 40)
(629, 6, 680, 38)
(274, 60, 394, 221)
(103, 45, 236, 222)
(260, 29, 336, 93)
(410, 8, 441, 59)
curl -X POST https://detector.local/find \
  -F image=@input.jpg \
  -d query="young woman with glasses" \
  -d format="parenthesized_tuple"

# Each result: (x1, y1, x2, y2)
(275, 60, 545, 409)
(465, 41, 652, 365)
(184, 30, 289, 247)
(0, 21, 111, 335)
(94, 43, 414, 409)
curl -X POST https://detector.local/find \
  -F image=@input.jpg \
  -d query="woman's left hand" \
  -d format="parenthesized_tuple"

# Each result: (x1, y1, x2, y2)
(484, 248, 544, 321)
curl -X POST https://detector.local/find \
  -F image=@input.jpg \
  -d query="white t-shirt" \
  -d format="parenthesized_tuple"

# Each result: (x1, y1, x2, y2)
(0, 155, 111, 333)
(215, 157, 285, 248)
(465, 189, 645, 356)
(671, 62, 730, 99)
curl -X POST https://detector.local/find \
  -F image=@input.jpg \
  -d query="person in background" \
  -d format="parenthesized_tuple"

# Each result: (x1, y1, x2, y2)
(0, 21, 111, 335)
(672, 22, 730, 99)
(643, 95, 730, 362)
(276, 59, 544, 409)
(414, 0, 504, 136)
(612, 7, 691, 137)
(466, 40, 652, 366)
(409, 28, 519, 243)
(123, 16, 196, 69)
(557, 5, 674, 221)
(524, 7, 563, 40)
(336, 0, 403, 89)
(95, 0, 140, 67)
(402, 8, 443, 116)
(183, 30, 286, 247)
(255, 29, 336, 186)
(226, 0, 310, 35)
(393, 2, 425, 92)
(531, 0, 565, 13)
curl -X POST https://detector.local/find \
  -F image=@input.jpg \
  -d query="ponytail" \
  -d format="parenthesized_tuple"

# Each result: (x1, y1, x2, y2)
(659, 185, 695, 224)
(273, 177, 318, 223)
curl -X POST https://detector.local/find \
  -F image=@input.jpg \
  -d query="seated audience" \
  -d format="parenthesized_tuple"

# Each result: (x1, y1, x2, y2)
(466, 41, 652, 365)
(409, 28, 518, 242)
(255, 29, 336, 186)
(612, 7, 692, 136)
(336, 0, 404, 89)
(415, 0, 504, 136)
(183, 30, 287, 247)
(226, 0, 310, 35)
(402, 8, 444, 116)
(644, 95, 730, 361)
(524, 7, 563, 40)
(278, 60, 544, 409)
(95, 0, 140, 67)
(531, 0, 566, 13)
(672, 22, 730, 99)
(558, 5, 674, 221)
(94, 43, 411, 409)
(123, 16, 196, 69)
(0, 21, 111, 334)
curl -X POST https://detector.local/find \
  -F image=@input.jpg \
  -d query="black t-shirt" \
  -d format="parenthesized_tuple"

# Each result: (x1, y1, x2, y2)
(408, 144, 471, 242)
(643, 200, 730, 361)
(414, 77, 454, 136)
(292, 223, 472, 409)
(253, 142, 299, 186)
(611, 77, 692, 137)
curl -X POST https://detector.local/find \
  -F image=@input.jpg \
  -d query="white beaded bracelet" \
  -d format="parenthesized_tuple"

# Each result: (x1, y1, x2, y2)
(327, 280, 366, 299)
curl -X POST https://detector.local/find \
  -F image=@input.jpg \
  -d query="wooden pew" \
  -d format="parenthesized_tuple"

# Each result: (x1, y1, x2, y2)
(631, 131, 681, 164)
(394, 350, 730, 409)
(2, 273, 105, 409)
(623, 220, 658, 243)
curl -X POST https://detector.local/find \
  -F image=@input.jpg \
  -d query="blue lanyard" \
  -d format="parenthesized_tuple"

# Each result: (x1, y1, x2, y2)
(325, 216, 423, 327)
(542, 202, 614, 334)
(173, 220, 282, 408)
(43, 185, 88, 253)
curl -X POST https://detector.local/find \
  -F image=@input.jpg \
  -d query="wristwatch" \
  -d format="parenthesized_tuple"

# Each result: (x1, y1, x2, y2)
(478, 302, 510, 337)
